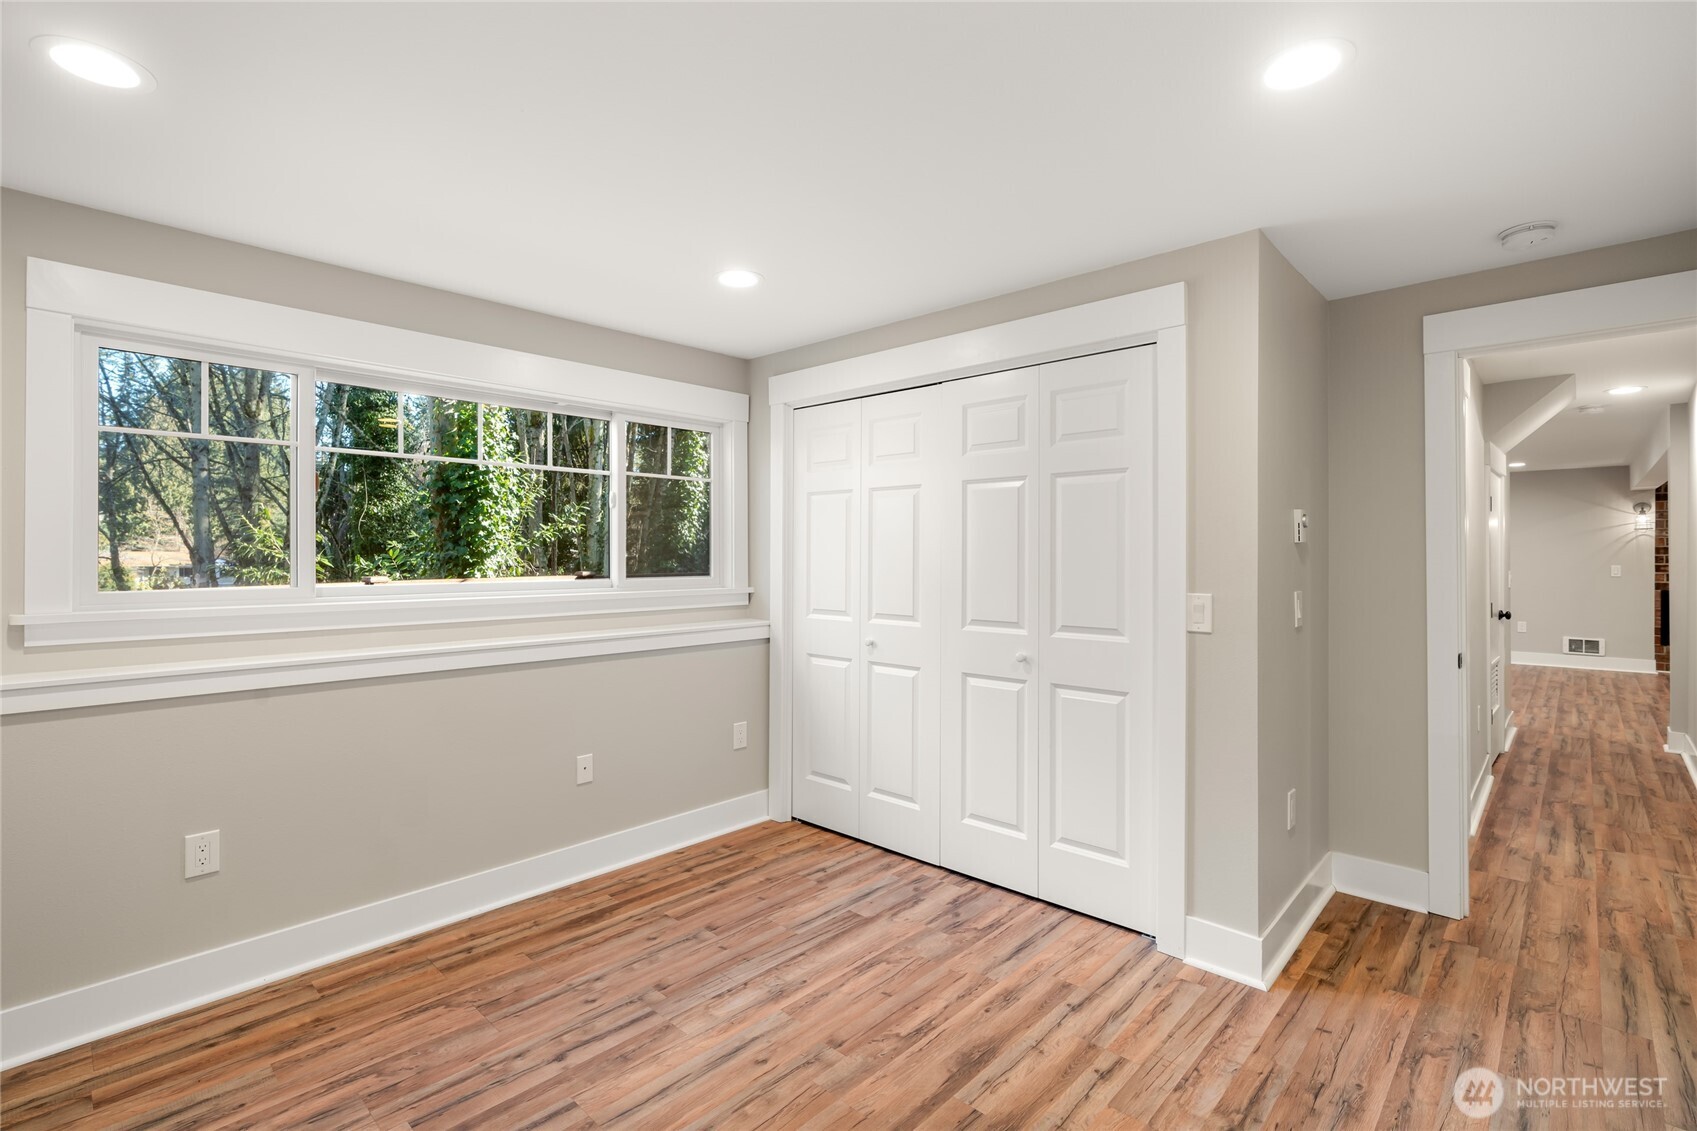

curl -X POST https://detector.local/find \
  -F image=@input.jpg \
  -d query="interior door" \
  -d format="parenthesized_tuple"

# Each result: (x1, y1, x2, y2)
(940, 366, 1042, 895)
(1036, 347, 1156, 932)
(1487, 446, 1511, 754)
(857, 385, 943, 863)
(791, 398, 862, 837)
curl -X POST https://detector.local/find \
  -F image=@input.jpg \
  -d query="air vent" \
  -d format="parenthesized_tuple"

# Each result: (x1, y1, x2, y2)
(1563, 636, 1605, 657)
(1490, 658, 1502, 716)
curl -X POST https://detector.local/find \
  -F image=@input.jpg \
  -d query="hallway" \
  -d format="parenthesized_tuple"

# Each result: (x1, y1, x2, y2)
(1453, 664, 1697, 1128)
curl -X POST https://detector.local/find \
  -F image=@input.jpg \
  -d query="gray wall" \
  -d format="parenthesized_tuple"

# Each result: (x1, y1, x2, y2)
(1327, 230, 1697, 872)
(1255, 236, 1329, 930)
(0, 191, 768, 1008)
(1508, 467, 1655, 662)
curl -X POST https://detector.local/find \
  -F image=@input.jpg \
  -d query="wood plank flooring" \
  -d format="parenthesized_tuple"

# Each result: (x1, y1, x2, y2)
(4, 666, 1694, 1129)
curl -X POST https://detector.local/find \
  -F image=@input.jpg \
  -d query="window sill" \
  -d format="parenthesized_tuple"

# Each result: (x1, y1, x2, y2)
(0, 618, 771, 714)
(11, 587, 753, 647)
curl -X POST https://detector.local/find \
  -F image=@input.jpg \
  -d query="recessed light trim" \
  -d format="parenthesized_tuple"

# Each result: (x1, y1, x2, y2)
(1608, 385, 1646, 396)
(33, 36, 155, 91)
(1262, 39, 1355, 91)
(716, 269, 762, 289)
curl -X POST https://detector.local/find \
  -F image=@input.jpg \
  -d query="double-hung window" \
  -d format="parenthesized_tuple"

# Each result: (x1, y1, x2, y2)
(21, 259, 749, 645)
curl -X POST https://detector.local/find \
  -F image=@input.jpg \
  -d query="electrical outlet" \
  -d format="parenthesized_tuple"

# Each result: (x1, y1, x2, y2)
(1517, 620, 1527, 633)
(732, 721, 749, 750)
(1286, 789, 1296, 832)
(576, 754, 594, 785)
(1610, 564, 1622, 578)
(184, 830, 220, 878)
(1293, 590, 1303, 629)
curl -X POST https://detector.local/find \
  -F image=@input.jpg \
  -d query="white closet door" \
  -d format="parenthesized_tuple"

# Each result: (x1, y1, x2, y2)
(940, 367, 1041, 895)
(857, 384, 943, 863)
(791, 398, 862, 837)
(1037, 347, 1156, 932)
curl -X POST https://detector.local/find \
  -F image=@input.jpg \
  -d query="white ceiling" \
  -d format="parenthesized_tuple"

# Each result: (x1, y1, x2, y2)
(1473, 325, 1697, 471)
(3, 3, 1693, 359)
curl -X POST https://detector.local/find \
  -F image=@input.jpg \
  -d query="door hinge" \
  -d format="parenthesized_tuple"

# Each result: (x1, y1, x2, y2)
(1458, 652, 1464, 669)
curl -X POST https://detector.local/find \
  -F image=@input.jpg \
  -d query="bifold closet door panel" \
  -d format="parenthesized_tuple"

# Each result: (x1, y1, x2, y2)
(857, 384, 944, 864)
(791, 398, 863, 838)
(1037, 347, 1157, 933)
(940, 367, 1041, 895)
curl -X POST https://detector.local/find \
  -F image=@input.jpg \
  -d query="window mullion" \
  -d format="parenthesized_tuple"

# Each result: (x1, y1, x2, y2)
(295, 370, 315, 594)
(611, 415, 627, 588)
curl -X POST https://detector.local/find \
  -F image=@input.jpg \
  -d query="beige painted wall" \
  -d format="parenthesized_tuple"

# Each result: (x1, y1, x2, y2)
(752, 232, 1283, 937)
(1673, 403, 1695, 736)
(1508, 467, 1655, 661)
(0, 191, 770, 1008)
(1327, 230, 1697, 872)
(1254, 236, 1329, 930)
(1, 644, 768, 1005)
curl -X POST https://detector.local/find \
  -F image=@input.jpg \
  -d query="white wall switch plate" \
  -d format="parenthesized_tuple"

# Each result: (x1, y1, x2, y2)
(732, 721, 749, 750)
(1293, 590, 1304, 629)
(184, 830, 220, 878)
(1286, 789, 1296, 831)
(1517, 620, 1527, 633)
(576, 754, 593, 785)
(1610, 564, 1622, 577)
(1187, 593, 1213, 634)
(1292, 509, 1309, 544)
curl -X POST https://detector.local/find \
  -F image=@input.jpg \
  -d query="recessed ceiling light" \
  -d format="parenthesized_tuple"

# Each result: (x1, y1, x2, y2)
(1498, 222, 1557, 252)
(1509, 462, 1527, 469)
(33, 36, 155, 91)
(716, 269, 762, 289)
(1608, 385, 1646, 396)
(1262, 39, 1355, 91)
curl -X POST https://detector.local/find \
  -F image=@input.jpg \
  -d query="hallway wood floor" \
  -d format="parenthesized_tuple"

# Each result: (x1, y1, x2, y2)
(3, 667, 1694, 1129)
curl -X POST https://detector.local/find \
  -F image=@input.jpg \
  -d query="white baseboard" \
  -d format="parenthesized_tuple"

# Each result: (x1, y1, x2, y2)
(1185, 853, 1334, 991)
(1469, 771, 1495, 839)
(1331, 852, 1429, 914)
(0, 790, 770, 1070)
(1668, 730, 1697, 792)
(1512, 651, 1657, 674)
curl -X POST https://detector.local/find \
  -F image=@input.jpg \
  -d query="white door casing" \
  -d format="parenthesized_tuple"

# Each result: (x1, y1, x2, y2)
(791, 398, 862, 836)
(1487, 446, 1510, 755)
(858, 385, 944, 863)
(1036, 348, 1156, 932)
(940, 366, 1042, 895)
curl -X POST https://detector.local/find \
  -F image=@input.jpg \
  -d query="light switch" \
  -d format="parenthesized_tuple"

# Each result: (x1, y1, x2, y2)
(1187, 593, 1213, 634)
(1610, 564, 1622, 577)
(1293, 590, 1304, 629)
(1517, 620, 1527, 633)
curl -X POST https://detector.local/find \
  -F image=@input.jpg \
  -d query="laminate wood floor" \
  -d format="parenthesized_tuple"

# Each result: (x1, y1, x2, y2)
(4, 667, 1694, 1129)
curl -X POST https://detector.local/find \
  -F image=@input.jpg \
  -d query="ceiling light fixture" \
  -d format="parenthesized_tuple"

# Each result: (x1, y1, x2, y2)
(33, 36, 155, 91)
(1608, 385, 1646, 396)
(1509, 462, 1527, 469)
(1262, 39, 1355, 91)
(716, 269, 762, 289)
(1498, 222, 1557, 252)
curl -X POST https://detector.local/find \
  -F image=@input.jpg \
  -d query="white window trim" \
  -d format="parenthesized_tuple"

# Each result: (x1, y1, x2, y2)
(20, 259, 750, 646)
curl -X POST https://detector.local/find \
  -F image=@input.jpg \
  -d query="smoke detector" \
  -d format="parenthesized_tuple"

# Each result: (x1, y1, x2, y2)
(1498, 222, 1557, 252)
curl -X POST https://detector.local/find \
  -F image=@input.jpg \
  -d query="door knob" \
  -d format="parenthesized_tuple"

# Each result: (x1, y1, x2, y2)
(1013, 651, 1028, 664)
(865, 638, 876, 648)
(1496, 610, 1512, 621)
